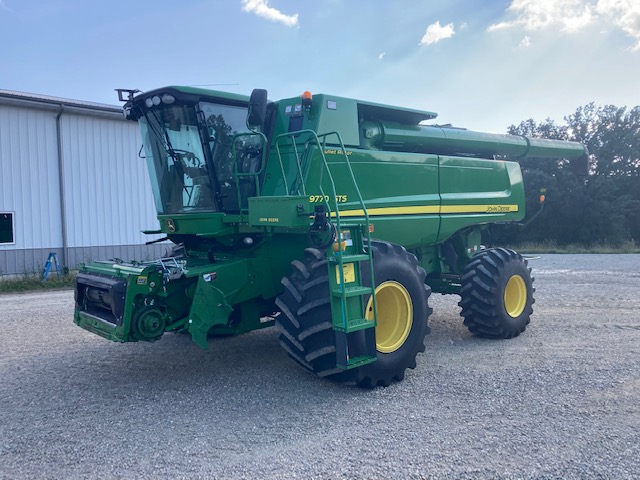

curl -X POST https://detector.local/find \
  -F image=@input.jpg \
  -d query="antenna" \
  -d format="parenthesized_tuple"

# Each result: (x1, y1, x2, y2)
(188, 83, 240, 87)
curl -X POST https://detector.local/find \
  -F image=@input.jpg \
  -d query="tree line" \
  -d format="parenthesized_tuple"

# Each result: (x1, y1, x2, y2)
(493, 103, 640, 247)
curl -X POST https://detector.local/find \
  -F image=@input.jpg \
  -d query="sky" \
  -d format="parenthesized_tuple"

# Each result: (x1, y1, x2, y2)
(1, 0, 639, 132)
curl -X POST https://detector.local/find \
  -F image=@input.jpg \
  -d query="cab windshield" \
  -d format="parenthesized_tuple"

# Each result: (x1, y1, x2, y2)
(140, 101, 255, 214)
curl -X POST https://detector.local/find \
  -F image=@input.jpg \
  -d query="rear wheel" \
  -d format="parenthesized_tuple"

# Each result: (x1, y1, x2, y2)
(458, 247, 534, 339)
(275, 242, 432, 387)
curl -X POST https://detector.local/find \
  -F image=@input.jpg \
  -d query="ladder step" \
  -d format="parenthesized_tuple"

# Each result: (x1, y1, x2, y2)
(337, 355, 377, 370)
(333, 317, 375, 333)
(328, 254, 369, 263)
(331, 286, 373, 298)
(335, 328, 377, 369)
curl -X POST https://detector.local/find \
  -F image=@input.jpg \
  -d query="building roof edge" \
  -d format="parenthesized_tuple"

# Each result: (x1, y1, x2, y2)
(0, 89, 123, 115)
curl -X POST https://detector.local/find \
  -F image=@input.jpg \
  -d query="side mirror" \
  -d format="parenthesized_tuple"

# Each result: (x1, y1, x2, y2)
(247, 89, 268, 128)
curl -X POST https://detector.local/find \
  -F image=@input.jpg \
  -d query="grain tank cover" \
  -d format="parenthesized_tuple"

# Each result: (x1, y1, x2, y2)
(357, 100, 437, 125)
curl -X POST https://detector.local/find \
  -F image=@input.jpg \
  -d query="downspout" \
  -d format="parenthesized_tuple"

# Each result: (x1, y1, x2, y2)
(56, 104, 69, 270)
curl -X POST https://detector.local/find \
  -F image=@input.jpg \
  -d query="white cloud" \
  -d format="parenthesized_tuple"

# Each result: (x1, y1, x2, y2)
(487, 0, 595, 33)
(597, 0, 640, 50)
(520, 35, 532, 48)
(241, 0, 299, 27)
(489, 0, 640, 49)
(420, 21, 455, 46)
(378, 52, 386, 60)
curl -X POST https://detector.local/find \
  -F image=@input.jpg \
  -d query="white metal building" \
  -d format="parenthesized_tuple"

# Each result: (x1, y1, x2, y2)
(0, 89, 164, 276)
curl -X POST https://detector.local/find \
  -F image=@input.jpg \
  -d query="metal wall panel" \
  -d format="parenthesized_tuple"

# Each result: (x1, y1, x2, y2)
(0, 95, 164, 276)
(0, 105, 62, 250)
(60, 113, 159, 247)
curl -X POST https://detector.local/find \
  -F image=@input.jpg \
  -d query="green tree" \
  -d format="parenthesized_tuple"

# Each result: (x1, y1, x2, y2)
(496, 103, 640, 247)
(566, 104, 640, 176)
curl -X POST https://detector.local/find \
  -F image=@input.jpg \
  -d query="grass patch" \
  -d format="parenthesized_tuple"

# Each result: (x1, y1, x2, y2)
(0, 272, 77, 293)
(508, 240, 640, 254)
(1, 240, 638, 293)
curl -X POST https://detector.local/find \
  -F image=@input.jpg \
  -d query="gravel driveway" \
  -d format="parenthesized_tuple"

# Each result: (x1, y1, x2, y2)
(1, 254, 639, 479)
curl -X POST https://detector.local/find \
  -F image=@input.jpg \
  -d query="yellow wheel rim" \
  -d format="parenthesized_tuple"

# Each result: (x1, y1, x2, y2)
(504, 274, 527, 318)
(366, 281, 413, 353)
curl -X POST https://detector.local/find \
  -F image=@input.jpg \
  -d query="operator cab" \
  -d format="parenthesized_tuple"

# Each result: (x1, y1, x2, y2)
(119, 87, 269, 214)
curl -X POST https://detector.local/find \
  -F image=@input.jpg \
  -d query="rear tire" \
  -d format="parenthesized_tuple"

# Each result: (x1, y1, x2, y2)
(458, 247, 534, 339)
(275, 242, 432, 387)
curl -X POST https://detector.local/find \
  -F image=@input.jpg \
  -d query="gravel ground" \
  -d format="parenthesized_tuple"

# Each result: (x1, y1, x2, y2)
(1, 254, 639, 479)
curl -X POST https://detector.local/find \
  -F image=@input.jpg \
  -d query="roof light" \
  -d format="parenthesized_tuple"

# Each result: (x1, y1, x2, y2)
(145, 98, 154, 108)
(162, 94, 175, 104)
(301, 91, 312, 110)
(152, 96, 161, 106)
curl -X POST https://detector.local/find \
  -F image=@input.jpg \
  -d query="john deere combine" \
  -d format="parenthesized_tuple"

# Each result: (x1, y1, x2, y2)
(74, 86, 588, 387)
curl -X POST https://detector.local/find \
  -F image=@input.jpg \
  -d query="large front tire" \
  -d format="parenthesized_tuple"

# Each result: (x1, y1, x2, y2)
(275, 242, 432, 388)
(458, 247, 534, 339)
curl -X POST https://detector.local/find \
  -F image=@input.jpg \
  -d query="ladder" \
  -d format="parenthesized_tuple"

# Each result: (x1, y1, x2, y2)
(274, 130, 378, 369)
(42, 252, 62, 282)
(328, 224, 377, 369)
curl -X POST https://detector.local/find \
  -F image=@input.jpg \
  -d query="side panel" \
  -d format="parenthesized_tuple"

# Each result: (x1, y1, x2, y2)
(306, 149, 442, 248)
(438, 157, 525, 242)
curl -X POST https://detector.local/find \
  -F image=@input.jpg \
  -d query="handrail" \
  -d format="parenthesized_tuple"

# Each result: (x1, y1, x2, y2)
(273, 134, 294, 195)
(315, 132, 378, 329)
(274, 129, 377, 331)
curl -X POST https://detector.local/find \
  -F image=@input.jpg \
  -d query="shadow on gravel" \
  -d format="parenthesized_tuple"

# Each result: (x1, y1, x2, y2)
(1, 308, 533, 450)
(1, 306, 504, 430)
(2, 328, 366, 416)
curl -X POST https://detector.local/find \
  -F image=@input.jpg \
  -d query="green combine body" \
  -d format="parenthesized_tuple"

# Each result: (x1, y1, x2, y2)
(74, 86, 588, 387)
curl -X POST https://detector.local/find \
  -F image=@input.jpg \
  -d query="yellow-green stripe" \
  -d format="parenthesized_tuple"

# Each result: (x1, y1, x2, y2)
(331, 204, 519, 217)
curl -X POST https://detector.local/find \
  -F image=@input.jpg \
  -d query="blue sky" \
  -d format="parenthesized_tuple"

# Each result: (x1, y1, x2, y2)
(1, 0, 638, 132)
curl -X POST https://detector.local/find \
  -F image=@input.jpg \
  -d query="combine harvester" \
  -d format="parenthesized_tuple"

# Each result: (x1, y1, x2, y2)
(74, 87, 588, 387)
